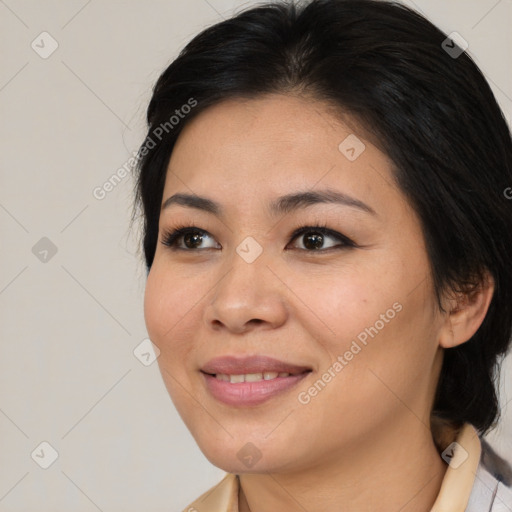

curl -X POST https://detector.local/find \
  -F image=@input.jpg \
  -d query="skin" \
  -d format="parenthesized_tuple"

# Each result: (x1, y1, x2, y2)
(143, 93, 494, 512)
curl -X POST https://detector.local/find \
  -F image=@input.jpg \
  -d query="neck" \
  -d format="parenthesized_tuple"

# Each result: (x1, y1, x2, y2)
(238, 418, 449, 512)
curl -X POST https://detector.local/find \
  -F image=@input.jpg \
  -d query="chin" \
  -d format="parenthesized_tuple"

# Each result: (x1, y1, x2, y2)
(195, 433, 301, 475)
(203, 452, 281, 475)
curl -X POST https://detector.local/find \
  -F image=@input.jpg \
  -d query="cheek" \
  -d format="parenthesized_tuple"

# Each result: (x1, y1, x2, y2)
(144, 267, 171, 341)
(143, 262, 200, 354)
(306, 258, 438, 387)
(297, 263, 400, 346)
(143, 264, 201, 410)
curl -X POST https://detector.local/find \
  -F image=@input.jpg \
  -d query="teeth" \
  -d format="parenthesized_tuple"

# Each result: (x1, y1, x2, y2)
(215, 372, 291, 383)
(245, 373, 263, 382)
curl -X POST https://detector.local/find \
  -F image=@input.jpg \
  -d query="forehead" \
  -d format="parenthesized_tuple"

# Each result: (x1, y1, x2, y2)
(162, 93, 400, 217)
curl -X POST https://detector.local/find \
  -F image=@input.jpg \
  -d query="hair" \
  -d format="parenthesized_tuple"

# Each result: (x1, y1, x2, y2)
(132, 0, 512, 435)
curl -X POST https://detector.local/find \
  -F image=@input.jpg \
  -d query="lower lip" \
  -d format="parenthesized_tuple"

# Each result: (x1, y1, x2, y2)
(201, 371, 311, 406)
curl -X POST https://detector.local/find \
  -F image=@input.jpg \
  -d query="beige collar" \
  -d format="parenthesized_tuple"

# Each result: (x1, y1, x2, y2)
(185, 423, 481, 512)
(430, 423, 481, 511)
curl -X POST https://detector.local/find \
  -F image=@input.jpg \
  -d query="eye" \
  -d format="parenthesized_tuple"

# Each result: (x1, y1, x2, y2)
(288, 225, 355, 251)
(160, 223, 355, 252)
(160, 226, 219, 250)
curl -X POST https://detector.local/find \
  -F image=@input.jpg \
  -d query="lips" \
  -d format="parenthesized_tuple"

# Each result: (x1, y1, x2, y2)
(201, 355, 312, 376)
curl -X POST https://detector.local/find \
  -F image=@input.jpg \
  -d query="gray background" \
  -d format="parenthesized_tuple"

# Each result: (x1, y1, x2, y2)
(1, 0, 511, 510)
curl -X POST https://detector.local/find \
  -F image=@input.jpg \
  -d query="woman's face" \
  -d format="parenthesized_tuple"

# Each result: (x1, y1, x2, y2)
(144, 93, 445, 473)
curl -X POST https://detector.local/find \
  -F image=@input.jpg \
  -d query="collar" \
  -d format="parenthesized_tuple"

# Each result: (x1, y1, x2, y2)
(430, 423, 481, 511)
(185, 423, 481, 512)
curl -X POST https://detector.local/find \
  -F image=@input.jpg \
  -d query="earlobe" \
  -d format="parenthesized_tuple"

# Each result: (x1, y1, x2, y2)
(438, 272, 495, 349)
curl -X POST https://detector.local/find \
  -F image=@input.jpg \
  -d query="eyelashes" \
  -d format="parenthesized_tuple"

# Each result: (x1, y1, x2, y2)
(161, 224, 220, 251)
(160, 223, 357, 253)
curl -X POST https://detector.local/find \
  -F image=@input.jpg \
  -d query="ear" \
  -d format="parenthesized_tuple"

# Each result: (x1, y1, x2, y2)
(438, 271, 495, 349)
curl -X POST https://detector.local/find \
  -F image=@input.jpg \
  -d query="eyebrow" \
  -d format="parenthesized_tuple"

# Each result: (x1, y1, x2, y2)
(161, 189, 377, 217)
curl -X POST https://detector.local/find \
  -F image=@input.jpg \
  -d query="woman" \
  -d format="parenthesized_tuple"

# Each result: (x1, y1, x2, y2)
(132, 0, 512, 510)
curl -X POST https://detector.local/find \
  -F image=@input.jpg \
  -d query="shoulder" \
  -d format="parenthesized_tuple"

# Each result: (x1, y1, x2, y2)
(180, 473, 239, 512)
(480, 438, 512, 486)
(466, 440, 512, 511)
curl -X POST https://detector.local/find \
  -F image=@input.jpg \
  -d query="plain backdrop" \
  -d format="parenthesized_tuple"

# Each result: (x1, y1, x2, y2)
(0, 0, 511, 510)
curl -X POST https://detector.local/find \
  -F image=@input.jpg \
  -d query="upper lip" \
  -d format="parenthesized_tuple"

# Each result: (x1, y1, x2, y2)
(201, 355, 312, 375)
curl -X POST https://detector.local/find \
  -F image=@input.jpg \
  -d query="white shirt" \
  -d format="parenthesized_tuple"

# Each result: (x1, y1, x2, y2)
(466, 464, 512, 511)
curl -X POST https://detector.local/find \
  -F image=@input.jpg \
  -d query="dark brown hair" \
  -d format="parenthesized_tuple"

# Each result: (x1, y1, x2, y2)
(132, 0, 512, 434)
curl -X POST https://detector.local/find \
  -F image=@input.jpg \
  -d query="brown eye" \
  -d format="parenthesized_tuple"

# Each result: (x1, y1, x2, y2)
(161, 224, 355, 252)
(301, 232, 325, 250)
(161, 227, 220, 250)
(183, 230, 205, 249)
(289, 226, 354, 251)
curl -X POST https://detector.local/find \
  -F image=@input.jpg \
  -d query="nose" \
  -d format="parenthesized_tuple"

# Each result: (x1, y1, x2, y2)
(203, 248, 289, 334)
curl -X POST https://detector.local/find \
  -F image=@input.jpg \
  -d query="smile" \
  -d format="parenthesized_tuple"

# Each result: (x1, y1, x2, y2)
(201, 370, 311, 406)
